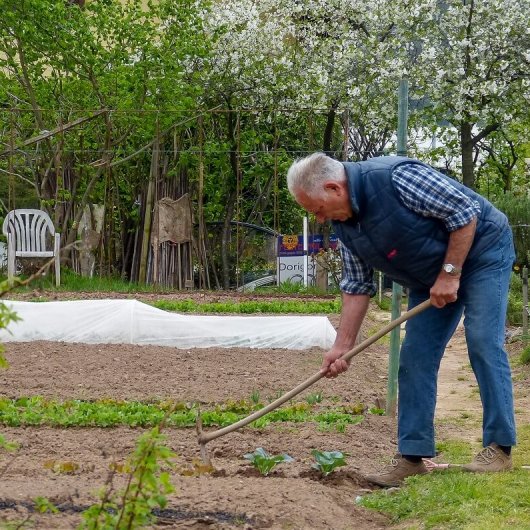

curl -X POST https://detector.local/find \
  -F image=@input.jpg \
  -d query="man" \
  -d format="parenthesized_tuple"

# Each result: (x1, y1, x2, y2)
(287, 153, 516, 487)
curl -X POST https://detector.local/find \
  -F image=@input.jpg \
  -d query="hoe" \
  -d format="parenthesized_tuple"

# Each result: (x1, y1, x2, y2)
(197, 298, 432, 465)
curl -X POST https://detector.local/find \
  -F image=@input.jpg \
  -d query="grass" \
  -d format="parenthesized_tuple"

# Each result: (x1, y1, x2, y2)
(2, 268, 340, 298)
(2, 268, 169, 295)
(360, 425, 530, 529)
(3, 268, 344, 314)
(374, 295, 392, 311)
(437, 413, 482, 430)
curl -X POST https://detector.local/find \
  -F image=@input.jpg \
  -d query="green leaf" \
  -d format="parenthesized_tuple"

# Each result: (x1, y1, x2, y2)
(243, 447, 294, 476)
(311, 449, 348, 476)
(34, 496, 59, 514)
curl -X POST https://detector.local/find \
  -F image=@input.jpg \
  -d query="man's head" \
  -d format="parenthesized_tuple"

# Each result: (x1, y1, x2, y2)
(286, 152, 353, 223)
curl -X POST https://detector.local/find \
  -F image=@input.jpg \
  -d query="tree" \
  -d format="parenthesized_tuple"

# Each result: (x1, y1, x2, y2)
(415, 0, 530, 188)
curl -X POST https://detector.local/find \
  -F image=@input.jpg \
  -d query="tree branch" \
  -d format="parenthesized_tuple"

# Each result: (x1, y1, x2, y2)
(0, 110, 107, 157)
(472, 123, 500, 145)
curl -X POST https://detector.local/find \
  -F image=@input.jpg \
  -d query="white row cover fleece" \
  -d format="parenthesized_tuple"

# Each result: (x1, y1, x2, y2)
(0, 299, 337, 350)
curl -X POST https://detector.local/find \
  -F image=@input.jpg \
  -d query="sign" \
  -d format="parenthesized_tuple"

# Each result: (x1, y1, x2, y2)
(277, 234, 338, 256)
(277, 234, 339, 284)
(278, 255, 316, 284)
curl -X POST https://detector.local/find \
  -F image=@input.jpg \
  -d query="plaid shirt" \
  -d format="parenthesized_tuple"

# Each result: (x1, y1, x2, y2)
(339, 163, 481, 296)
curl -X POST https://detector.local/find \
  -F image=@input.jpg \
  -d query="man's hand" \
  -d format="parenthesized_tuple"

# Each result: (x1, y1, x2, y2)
(430, 274, 460, 308)
(430, 217, 476, 308)
(320, 347, 351, 378)
(321, 292, 369, 379)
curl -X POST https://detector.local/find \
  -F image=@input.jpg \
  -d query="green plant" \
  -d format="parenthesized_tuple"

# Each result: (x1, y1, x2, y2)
(521, 344, 530, 365)
(0, 396, 372, 431)
(256, 279, 337, 296)
(34, 497, 59, 514)
(334, 421, 347, 433)
(250, 389, 261, 405)
(0, 296, 20, 368)
(80, 426, 175, 529)
(43, 460, 80, 474)
(0, 496, 57, 529)
(314, 411, 364, 425)
(375, 295, 392, 311)
(153, 298, 341, 315)
(243, 447, 294, 476)
(0, 433, 19, 452)
(268, 389, 286, 402)
(311, 450, 348, 476)
(305, 392, 323, 405)
(344, 402, 365, 415)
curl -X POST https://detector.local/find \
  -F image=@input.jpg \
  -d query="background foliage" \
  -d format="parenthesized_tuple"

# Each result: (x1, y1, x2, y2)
(1, 0, 529, 286)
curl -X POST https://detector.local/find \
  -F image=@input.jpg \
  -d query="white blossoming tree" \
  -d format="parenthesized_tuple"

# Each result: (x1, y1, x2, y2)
(413, 0, 530, 188)
(271, 0, 427, 158)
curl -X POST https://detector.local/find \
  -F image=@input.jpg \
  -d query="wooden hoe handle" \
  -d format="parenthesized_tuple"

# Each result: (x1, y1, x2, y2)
(198, 298, 432, 445)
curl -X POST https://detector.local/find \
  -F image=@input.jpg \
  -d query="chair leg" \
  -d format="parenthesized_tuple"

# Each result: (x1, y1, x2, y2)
(7, 236, 15, 287)
(55, 255, 60, 287)
(54, 234, 61, 287)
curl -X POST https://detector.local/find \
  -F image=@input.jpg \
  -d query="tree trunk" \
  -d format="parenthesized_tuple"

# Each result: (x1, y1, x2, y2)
(460, 121, 475, 189)
(221, 191, 237, 289)
(197, 117, 211, 289)
(138, 133, 159, 284)
(322, 107, 337, 156)
(222, 107, 240, 289)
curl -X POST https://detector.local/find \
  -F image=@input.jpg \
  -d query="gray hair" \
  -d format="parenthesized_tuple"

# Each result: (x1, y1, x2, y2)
(286, 152, 345, 197)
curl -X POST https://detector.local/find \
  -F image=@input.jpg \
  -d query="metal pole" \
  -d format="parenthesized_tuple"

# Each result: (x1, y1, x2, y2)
(386, 79, 408, 416)
(303, 216, 308, 287)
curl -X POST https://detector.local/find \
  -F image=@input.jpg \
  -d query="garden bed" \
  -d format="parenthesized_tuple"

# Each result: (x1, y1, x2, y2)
(0, 291, 528, 529)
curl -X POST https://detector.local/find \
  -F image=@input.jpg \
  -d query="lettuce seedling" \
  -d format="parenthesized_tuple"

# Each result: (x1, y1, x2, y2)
(243, 447, 294, 476)
(311, 450, 347, 476)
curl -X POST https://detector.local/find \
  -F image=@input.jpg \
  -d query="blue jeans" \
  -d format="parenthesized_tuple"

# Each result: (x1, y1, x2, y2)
(398, 228, 516, 457)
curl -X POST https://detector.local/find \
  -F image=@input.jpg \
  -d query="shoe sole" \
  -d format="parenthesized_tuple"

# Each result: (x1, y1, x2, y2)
(462, 465, 513, 473)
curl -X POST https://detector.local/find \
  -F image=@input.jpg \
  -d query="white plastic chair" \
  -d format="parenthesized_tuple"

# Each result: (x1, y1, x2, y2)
(2, 209, 61, 286)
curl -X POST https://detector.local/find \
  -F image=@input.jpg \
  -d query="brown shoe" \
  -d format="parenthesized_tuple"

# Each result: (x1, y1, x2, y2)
(462, 443, 512, 473)
(365, 455, 428, 487)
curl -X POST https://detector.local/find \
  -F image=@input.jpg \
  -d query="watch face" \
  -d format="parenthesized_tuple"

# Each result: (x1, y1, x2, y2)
(443, 264, 460, 275)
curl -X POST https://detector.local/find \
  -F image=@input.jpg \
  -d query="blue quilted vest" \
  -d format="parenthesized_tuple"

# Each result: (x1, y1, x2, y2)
(332, 157, 509, 291)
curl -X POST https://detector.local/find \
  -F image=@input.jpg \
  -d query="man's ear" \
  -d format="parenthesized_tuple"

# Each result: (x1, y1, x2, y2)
(323, 181, 344, 195)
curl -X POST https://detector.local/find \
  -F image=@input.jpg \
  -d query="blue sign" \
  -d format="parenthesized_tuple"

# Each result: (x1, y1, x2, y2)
(277, 234, 338, 257)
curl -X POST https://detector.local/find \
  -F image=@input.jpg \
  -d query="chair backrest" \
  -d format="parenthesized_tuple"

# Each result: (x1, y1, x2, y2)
(2, 209, 56, 254)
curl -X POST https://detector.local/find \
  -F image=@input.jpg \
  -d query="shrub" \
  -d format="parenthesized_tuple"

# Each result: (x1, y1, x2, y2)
(521, 344, 530, 365)
(507, 273, 523, 326)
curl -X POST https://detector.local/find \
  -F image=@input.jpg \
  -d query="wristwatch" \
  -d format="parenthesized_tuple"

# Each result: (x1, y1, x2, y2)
(442, 263, 462, 276)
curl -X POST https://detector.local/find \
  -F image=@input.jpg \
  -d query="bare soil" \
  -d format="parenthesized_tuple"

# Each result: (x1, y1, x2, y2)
(0, 290, 528, 529)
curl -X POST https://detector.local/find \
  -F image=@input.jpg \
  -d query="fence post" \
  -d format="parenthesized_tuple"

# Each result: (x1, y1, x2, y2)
(386, 78, 408, 416)
(523, 266, 528, 337)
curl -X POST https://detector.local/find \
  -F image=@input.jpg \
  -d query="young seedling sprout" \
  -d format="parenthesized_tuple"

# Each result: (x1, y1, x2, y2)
(243, 448, 294, 476)
(305, 392, 323, 405)
(311, 450, 348, 476)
